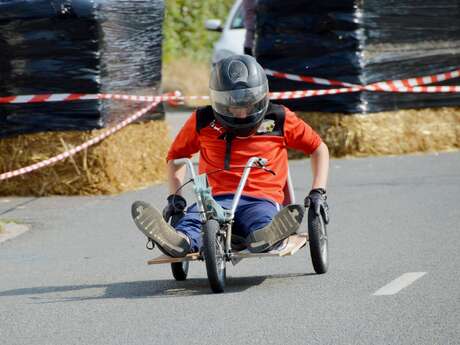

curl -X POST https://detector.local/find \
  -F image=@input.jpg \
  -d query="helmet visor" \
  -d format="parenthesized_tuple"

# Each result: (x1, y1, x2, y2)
(210, 83, 268, 119)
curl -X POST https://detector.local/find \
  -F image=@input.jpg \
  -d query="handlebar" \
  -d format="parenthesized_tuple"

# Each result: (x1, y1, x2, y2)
(255, 157, 268, 167)
(172, 158, 197, 180)
(172, 156, 269, 220)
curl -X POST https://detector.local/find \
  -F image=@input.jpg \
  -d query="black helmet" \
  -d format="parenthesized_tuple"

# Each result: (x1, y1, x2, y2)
(209, 55, 269, 137)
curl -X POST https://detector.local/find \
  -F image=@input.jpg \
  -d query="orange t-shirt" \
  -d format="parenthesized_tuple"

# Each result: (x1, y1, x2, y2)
(167, 104, 321, 204)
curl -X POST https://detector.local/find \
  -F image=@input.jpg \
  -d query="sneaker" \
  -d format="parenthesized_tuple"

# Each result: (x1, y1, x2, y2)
(247, 204, 304, 253)
(131, 200, 191, 257)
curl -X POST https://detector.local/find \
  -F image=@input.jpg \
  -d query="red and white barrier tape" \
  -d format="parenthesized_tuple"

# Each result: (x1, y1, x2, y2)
(265, 68, 460, 89)
(2, 84, 460, 106)
(0, 68, 459, 105)
(269, 87, 362, 99)
(0, 100, 160, 181)
(366, 85, 460, 93)
(267, 67, 460, 99)
(269, 85, 460, 100)
(0, 91, 194, 105)
(265, 69, 356, 87)
(1, 68, 459, 181)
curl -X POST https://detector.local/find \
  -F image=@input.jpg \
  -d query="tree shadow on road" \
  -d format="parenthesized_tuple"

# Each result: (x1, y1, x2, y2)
(0, 272, 313, 303)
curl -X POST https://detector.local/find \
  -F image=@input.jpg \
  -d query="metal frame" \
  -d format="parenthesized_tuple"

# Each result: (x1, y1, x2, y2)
(145, 157, 305, 266)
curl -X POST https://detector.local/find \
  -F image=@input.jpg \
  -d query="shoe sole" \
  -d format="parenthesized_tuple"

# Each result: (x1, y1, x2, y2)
(131, 201, 190, 257)
(248, 204, 304, 253)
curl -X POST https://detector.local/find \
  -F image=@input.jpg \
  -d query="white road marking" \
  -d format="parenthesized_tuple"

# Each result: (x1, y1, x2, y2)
(373, 272, 427, 296)
(0, 223, 30, 244)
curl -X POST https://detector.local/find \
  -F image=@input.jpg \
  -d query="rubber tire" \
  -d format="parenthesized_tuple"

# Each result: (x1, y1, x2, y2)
(163, 212, 189, 281)
(171, 261, 189, 281)
(202, 219, 226, 293)
(308, 208, 329, 274)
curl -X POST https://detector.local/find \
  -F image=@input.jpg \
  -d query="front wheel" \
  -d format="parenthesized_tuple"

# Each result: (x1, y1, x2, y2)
(308, 208, 328, 274)
(171, 261, 189, 281)
(202, 219, 226, 293)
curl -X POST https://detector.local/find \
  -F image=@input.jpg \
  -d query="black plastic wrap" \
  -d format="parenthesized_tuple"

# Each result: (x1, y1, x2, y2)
(0, 0, 164, 138)
(256, 33, 360, 58)
(256, 0, 460, 113)
(362, 0, 460, 44)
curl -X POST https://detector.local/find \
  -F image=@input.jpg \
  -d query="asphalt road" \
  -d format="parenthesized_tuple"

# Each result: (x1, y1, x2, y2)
(0, 116, 459, 344)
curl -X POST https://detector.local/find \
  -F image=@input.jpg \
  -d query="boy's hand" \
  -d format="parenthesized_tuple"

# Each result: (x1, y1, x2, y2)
(163, 194, 187, 226)
(304, 188, 329, 224)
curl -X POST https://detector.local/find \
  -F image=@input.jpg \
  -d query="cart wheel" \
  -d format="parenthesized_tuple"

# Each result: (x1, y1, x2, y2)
(202, 219, 226, 293)
(163, 212, 189, 281)
(307, 208, 328, 274)
(171, 261, 189, 281)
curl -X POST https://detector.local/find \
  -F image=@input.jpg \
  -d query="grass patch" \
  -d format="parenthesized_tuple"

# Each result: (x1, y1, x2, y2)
(163, 0, 234, 63)
(161, 0, 233, 107)
(0, 219, 18, 234)
(162, 57, 211, 108)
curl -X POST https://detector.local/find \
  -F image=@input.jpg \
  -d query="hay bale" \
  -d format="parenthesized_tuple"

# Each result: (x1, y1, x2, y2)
(294, 107, 460, 158)
(0, 120, 170, 196)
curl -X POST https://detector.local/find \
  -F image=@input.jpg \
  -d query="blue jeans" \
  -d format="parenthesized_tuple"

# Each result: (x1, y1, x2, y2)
(175, 194, 280, 252)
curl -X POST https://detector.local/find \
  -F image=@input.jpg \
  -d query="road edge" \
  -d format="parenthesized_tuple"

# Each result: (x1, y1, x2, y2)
(0, 222, 30, 244)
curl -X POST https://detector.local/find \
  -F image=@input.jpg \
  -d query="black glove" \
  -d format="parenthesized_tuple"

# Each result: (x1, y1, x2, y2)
(162, 194, 187, 226)
(304, 188, 329, 224)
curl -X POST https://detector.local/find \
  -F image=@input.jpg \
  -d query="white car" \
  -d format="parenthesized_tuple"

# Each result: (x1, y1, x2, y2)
(205, 0, 245, 65)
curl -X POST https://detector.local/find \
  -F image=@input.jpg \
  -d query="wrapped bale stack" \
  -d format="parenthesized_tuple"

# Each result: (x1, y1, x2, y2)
(0, 0, 169, 195)
(0, 0, 165, 136)
(256, 0, 460, 113)
(362, 0, 460, 112)
(256, 0, 362, 112)
(256, 0, 460, 156)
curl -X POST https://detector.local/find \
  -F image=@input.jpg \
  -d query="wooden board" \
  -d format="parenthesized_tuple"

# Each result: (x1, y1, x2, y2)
(147, 233, 308, 265)
(232, 233, 308, 259)
(147, 252, 201, 265)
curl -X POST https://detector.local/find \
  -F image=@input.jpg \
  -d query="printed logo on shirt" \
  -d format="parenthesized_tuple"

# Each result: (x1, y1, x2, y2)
(256, 119, 275, 134)
(210, 120, 224, 134)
